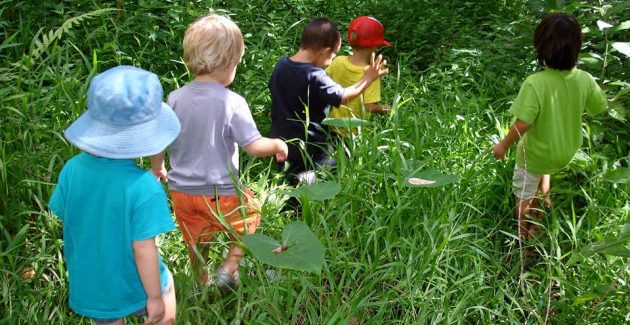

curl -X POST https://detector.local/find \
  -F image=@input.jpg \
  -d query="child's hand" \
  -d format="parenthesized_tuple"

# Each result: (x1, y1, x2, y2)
(144, 296, 165, 324)
(149, 152, 168, 182)
(364, 52, 388, 83)
(275, 139, 288, 163)
(365, 103, 391, 113)
(151, 165, 168, 183)
(492, 143, 507, 160)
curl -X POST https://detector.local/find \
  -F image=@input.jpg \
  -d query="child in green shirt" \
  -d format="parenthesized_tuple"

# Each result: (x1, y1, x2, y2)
(492, 13, 607, 240)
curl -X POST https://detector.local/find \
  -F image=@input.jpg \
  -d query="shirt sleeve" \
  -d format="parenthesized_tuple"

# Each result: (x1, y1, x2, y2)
(508, 80, 539, 125)
(131, 177, 175, 241)
(312, 69, 345, 108)
(49, 168, 67, 221)
(229, 97, 262, 148)
(585, 75, 607, 115)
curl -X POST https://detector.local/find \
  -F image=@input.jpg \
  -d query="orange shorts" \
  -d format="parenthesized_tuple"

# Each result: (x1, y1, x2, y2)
(169, 189, 261, 243)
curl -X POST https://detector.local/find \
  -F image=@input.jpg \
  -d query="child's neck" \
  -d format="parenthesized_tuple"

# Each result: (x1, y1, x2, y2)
(348, 48, 373, 66)
(290, 48, 320, 66)
(194, 73, 228, 86)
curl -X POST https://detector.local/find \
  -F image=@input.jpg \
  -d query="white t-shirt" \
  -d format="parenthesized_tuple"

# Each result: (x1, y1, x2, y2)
(167, 81, 261, 195)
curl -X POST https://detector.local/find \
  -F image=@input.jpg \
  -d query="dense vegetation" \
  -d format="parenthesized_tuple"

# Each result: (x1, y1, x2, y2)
(1, 0, 628, 323)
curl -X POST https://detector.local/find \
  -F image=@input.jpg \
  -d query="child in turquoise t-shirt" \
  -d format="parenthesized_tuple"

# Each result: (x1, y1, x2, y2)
(492, 13, 607, 241)
(49, 66, 181, 324)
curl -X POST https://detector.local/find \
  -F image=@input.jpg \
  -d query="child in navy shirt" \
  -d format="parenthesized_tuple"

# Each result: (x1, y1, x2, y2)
(269, 17, 388, 184)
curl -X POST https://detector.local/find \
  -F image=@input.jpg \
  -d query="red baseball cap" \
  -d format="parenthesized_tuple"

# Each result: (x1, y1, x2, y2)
(348, 16, 391, 48)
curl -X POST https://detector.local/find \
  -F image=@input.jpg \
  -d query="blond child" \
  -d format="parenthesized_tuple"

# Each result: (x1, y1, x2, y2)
(327, 16, 391, 135)
(151, 14, 288, 289)
(492, 13, 607, 240)
(49, 66, 180, 324)
(269, 17, 388, 183)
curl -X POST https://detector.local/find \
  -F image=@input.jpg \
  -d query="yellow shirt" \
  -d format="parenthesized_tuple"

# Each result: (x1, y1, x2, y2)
(326, 56, 381, 121)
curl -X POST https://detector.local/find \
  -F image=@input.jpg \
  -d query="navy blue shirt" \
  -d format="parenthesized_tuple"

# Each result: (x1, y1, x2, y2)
(269, 57, 345, 171)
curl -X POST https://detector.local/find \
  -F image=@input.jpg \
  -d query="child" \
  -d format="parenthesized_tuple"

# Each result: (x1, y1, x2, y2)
(269, 17, 388, 184)
(150, 14, 288, 289)
(492, 13, 607, 240)
(49, 66, 180, 324)
(327, 16, 391, 136)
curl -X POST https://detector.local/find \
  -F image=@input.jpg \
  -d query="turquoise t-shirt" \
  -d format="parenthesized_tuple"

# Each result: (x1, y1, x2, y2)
(49, 152, 175, 319)
(509, 68, 607, 175)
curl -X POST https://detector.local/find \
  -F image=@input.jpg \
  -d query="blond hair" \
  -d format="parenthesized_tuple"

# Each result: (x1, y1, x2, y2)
(183, 14, 244, 76)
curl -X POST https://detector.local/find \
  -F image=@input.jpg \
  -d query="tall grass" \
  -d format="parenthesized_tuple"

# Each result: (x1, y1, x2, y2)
(1, 0, 628, 323)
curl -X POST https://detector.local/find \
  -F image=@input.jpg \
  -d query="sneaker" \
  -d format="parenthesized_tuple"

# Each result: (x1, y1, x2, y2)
(212, 268, 237, 292)
(265, 269, 277, 281)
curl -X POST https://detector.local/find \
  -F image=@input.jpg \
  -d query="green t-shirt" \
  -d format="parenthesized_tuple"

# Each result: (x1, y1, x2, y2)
(509, 68, 607, 175)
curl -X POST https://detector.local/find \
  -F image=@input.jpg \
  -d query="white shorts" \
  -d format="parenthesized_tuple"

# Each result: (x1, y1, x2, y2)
(512, 165, 542, 200)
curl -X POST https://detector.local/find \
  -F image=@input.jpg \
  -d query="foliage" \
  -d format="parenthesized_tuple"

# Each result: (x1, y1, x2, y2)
(404, 171, 461, 188)
(287, 182, 342, 201)
(569, 223, 630, 264)
(0, 0, 629, 323)
(322, 117, 373, 128)
(243, 221, 325, 274)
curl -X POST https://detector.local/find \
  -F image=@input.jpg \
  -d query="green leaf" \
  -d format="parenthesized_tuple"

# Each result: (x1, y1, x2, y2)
(242, 221, 325, 274)
(613, 87, 630, 101)
(573, 292, 602, 305)
(608, 81, 630, 88)
(579, 52, 601, 65)
(608, 103, 626, 122)
(600, 245, 630, 257)
(605, 2, 630, 18)
(568, 224, 630, 265)
(1, 225, 28, 256)
(594, 284, 609, 295)
(596, 20, 613, 31)
(545, 0, 564, 10)
(612, 20, 630, 32)
(404, 170, 460, 188)
(603, 167, 630, 184)
(570, 150, 591, 169)
(322, 117, 372, 128)
(288, 182, 341, 201)
(612, 42, 630, 57)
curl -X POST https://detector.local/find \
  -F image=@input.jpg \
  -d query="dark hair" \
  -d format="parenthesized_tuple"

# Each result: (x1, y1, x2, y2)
(300, 18, 341, 50)
(534, 13, 582, 70)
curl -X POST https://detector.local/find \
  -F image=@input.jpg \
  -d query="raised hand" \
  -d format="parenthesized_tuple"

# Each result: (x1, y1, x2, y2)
(364, 52, 389, 82)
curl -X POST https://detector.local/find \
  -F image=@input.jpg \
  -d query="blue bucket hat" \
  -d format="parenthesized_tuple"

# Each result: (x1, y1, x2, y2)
(64, 66, 181, 159)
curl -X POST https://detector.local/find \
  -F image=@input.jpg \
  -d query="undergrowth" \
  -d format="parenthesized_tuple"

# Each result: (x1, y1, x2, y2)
(0, 0, 628, 323)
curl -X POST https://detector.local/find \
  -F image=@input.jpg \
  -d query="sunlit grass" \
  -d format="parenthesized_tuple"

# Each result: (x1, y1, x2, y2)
(1, 0, 629, 324)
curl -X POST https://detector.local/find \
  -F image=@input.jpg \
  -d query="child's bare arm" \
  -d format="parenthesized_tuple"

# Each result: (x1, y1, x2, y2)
(492, 119, 531, 159)
(149, 151, 167, 182)
(364, 103, 391, 113)
(132, 237, 165, 324)
(244, 137, 288, 162)
(341, 53, 388, 105)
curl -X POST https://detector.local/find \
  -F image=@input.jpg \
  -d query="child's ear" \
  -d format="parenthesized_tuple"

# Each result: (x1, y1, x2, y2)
(349, 31, 357, 43)
(322, 47, 332, 56)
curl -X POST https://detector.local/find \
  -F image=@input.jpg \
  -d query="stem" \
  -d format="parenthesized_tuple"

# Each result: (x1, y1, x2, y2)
(599, 31, 609, 81)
